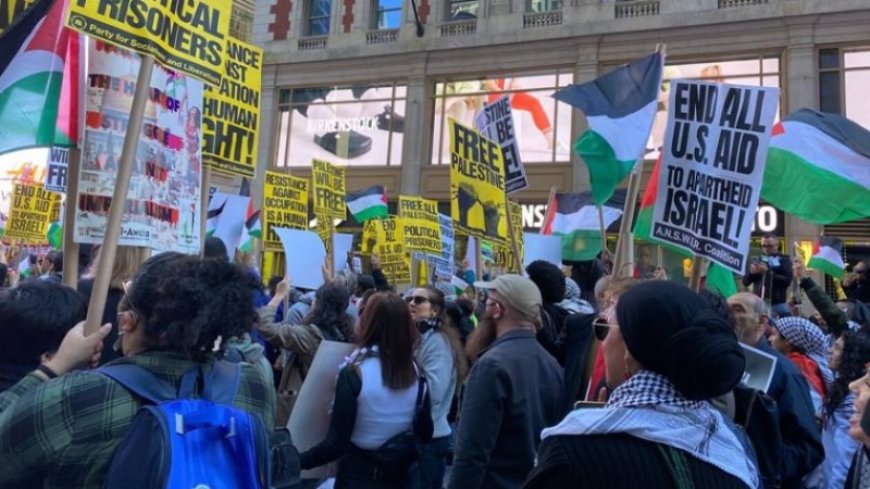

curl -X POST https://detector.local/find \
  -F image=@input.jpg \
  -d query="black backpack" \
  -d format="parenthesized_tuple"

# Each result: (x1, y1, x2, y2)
(732, 386, 783, 489)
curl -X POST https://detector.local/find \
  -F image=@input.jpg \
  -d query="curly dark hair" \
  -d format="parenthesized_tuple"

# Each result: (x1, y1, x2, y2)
(128, 253, 259, 361)
(825, 331, 870, 419)
(303, 282, 354, 342)
(526, 260, 566, 304)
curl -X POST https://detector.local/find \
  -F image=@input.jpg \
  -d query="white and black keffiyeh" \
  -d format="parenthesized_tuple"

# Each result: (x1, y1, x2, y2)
(542, 370, 760, 488)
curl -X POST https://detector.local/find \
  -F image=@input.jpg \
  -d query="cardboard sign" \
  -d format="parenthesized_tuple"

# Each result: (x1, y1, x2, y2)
(263, 171, 309, 252)
(274, 227, 326, 291)
(651, 81, 779, 273)
(398, 195, 441, 254)
(66, 0, 232, 85)
(433, 213, 454, 279)
(5, 183, 59, 242)
(311, 159, 346, 220)
(202, 38, 262, 177)
(44, 147, 68, 193)
(523, 233, 563, 270)
(449, 119, 508, 244)
(75, 43, 203, 254)
(476, 96, 528, 193)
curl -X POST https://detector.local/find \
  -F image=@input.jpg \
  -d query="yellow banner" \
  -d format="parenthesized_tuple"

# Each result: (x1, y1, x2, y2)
(449, 118, 508, 243)
(66, 0, 232, 85)
(311, 159, 346, 219)
(203, 38, 262, 177)
(315, 217, 334, 255)
(398, 195, 441, 254)
(373, 216, 410, 284)
(5, 183, 60, 243)
(1, 0, 38, 37)
(263, 171, 309, 252)
(494, 200, 523, 270)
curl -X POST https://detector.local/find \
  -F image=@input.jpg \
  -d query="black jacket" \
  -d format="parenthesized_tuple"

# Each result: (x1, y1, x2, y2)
(844, 277, 870, 304)
(742, 253, 793, 306)
(559, 313, 597, 417)
(524, 433, 748, 489)
(755, 339, 824, 487)
(448, 329, 563, 489)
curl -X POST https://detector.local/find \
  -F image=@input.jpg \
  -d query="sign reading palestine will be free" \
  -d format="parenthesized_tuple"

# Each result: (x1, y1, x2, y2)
(66, 0, 232, 85)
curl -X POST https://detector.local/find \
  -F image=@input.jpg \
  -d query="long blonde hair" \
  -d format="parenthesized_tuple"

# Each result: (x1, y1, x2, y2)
(85, 246, 147, 289)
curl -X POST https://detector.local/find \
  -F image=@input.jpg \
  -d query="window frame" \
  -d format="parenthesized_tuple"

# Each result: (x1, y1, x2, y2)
(372, 0, 403, 30)
(305, 0, 332, 37)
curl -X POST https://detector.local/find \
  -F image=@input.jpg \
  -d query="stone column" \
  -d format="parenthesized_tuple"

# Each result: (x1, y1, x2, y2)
(400, 75, 434, 194)
(251, 66, 279, 211)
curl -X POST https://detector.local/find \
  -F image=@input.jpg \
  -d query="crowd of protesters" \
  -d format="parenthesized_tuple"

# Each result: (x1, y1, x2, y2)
(0, 235, 869, 489)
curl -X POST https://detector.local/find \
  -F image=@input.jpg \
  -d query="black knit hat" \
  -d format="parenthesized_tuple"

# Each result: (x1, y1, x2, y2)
(616, 281, 745, 400)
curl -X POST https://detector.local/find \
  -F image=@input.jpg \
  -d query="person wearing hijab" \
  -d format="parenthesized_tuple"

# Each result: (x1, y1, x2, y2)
(525, 281, 759, 488)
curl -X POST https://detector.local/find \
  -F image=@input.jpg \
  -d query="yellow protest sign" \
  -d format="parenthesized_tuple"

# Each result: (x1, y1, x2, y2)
(203, 38, 262, 177)
(315, 217, 334, 255)
(5, 183, 60, 243)
(311, 159, 346, 219)
(449, 118, 508, 243)
(398, 196, 441, 255)
(263, 171, 309, 252)
(373, 216, 411, 284)
(1, 0, 38, 37)
(495, 200, 523, 270)
(66, 0, 232, 85)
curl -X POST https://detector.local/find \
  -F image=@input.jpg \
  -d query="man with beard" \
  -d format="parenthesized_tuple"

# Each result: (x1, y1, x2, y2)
(448, 275, 563, 489)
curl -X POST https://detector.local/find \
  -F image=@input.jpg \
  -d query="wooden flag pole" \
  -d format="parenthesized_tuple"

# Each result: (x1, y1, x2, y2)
(84, 56, 155, 335)
(689, 257, 706, 292)
(199, 166, 213, 257)
(613, 165, 642, 278)
(656, 245, 664, 269)
(62, 148, 81, 288)
(597, 205, 609, 257)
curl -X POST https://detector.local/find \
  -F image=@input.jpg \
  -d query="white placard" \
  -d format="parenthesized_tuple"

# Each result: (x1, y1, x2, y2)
(275, 227, 327, 290)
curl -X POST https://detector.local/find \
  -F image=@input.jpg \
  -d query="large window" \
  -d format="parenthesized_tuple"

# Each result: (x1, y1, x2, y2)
(526, 0, 562, 13)
(374, 0, 402, 29)
(819, 48, 870, 129)
(306, 0, 331, 36)
(275, 84, 407, 167)
(448, 0, 477, 20)
(646, 56, 781, 160)
(431, 71, 574, 165)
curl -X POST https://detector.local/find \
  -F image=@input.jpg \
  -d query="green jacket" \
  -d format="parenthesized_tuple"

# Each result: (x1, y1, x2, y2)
(799, 276, 850, 337)
(0, 351, 276, 489)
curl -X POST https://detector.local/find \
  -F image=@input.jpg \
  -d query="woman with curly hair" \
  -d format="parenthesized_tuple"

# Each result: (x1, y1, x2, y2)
(0, 254, 275, 488)
(257, 279, 356, 424)
(822, 331, 870, 489)
(406, 285, 468, 489)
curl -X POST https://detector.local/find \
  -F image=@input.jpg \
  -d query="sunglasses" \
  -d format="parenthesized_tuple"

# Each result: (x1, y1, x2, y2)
(592, 318, 618, 341)
(405, 296, 430, 305)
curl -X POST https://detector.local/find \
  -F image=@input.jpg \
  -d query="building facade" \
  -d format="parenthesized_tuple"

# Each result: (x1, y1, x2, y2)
(243, 0, 870, 276)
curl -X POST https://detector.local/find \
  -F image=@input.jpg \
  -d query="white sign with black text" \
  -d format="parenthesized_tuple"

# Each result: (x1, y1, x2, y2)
(44, 147, 69, 194)
(651, 80, 779, 274)
(475, 96, 528, 194)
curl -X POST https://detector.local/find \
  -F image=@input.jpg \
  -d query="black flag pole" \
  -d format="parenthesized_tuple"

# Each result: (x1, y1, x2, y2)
(409, 0, 425, 37)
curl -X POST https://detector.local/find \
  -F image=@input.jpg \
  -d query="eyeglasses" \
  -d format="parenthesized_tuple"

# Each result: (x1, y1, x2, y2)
(592, 318, 619, 341)
(405, 296, 430, 306)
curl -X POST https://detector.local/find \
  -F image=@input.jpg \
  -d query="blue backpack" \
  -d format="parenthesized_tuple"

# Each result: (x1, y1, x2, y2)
(99, 361, 271, 489)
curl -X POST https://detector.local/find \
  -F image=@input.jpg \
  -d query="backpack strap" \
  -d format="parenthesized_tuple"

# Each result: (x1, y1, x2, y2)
(207, 360, 243, 405)
(99, 364, 177, 404)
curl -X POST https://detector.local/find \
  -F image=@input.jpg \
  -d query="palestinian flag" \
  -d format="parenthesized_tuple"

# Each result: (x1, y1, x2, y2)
(346, 185, 387, 222)
(46, 221, 62, 249)
(554, 52, 663, 205)
(0, 0, 79, 156)
(450, 275, 470, 295)
(206, 198, 226, 236)
(764, 109, 870, 224)
(238, 209, 262, 253)
(635, 156, 737, 296)
(541, 190, 625, 261)
(808, 237, 845, 279)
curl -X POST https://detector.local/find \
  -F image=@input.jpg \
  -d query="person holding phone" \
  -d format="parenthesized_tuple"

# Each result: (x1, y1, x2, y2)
(742, 234, 793, 319)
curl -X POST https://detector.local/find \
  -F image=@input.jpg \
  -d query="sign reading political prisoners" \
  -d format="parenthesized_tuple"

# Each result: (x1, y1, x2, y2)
(202, 38, 262, 178)
(475, 96, 528, 194)
(399, 196, 442, 255)
(263, 171, 309, 252)
(312, 159, 346, 220)
(449, 119, 508, 244)
(651, 81, 779, 274)
(66, 0, 232, 86)
(5, 183, 60, 242)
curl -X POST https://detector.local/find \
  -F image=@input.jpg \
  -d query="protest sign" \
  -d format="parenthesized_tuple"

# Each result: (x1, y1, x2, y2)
(476, 96, 528, 193)
(202, 38, 262, 178)
(274, 227, 326, 291)
(66, 0, 232, 86)
(651, 81, 779, 274)
(207, 192, 249, 260)
(374, 216, 411, 284)
(311, 159, 346, 220)
(288, 340, 357, 478)
(741, 343, 777, 394)
(494, 200, 523, 270)
(1, 0, 41, 37)
(432, 213, 454, 279)
(333, 233, 354, 273)
(523, 233, 563, 269)
(44, 147, 68, 193)
(74, 43, 203, 254)
(399, 196, 441, 255)
(449, 119, 508, 244)
(263, 171, 309, 252)
(5, 183, 59, 242)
